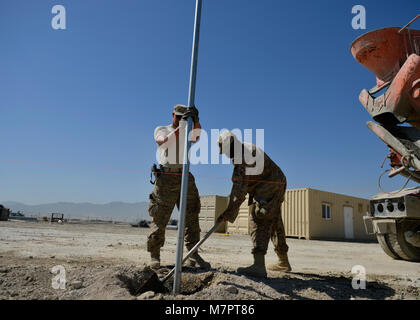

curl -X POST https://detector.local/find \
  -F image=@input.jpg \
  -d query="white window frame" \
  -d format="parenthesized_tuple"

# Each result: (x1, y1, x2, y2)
(322, 203, 332, 220)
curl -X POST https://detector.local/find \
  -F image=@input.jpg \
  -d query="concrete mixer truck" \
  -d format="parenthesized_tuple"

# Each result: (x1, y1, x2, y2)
(351, 15, 420, 261)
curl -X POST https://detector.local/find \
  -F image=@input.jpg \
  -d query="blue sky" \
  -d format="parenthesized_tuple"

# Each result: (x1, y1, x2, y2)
(1, 0, 419, 204)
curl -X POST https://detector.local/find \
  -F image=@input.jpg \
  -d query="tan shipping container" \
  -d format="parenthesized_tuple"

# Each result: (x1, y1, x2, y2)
(199, 195, 229, 233)
(282, 188, 310, 239)
(307, 188, 373, 241)
(225, 188, 375, 241)
(227, 195, 252, 235)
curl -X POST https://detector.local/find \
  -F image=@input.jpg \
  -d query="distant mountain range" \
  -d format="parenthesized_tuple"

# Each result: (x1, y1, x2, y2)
(2, 201, 178, 222)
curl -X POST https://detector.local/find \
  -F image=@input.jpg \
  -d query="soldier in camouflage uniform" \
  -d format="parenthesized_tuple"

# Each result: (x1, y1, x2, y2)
(147, 104, 211, 270)
(217, 130, 291, 277)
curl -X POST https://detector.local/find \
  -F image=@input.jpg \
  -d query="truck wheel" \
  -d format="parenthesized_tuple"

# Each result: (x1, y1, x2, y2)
(376, 234, 401, 260)
(389, 221, 420, 262)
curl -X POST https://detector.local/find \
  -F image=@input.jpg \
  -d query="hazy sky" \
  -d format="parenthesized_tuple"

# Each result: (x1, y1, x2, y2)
(1, 0, 419, 204)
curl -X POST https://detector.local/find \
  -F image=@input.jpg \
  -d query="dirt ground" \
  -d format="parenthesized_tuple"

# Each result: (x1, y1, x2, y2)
(0, 220, 419, 300)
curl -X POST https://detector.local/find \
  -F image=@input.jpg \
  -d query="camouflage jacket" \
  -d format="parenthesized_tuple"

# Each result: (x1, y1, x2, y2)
(223, 143, 286, 223)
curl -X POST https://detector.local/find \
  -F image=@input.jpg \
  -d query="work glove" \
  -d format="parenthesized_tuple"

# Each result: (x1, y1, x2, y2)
(182, 106, 199, 123)
(254, 202, 268, 218)
(216, 209, 235, 224)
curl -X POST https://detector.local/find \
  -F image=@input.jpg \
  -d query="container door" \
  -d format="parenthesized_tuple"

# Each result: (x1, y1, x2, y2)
(344, 206, 354, 239)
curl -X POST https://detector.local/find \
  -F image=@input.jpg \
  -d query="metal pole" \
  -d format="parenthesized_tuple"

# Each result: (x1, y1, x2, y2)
(163, 222, 219, 283)
(173, 0, 203, 296)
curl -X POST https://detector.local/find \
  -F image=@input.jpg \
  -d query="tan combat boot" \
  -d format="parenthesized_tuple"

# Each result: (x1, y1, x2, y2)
(237, 254, 267, 278)
(150, 251, 160, 269)
(185, 252, 211, 269)
(267, 252, 292, 272)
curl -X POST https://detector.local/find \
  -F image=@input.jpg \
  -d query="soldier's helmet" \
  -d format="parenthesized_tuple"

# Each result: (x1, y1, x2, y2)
(217, 130, 240, 156)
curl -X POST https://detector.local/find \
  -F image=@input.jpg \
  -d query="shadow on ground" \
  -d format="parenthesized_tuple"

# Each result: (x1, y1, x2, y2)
(221, 270, 395, 300)
(115, 263, 397, 300)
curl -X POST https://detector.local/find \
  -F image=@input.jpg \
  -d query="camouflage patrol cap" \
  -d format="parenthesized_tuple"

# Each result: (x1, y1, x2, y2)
(173, 104, 188, 115)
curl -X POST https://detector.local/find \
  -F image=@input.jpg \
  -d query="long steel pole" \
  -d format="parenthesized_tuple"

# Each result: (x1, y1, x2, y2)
(173, 0, 203, 296)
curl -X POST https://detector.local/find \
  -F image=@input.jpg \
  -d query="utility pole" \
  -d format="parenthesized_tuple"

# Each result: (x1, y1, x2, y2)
(173, 0, 203, 296)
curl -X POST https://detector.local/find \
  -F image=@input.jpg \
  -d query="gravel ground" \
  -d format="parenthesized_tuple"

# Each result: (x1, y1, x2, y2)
(0, 220, 419, 300)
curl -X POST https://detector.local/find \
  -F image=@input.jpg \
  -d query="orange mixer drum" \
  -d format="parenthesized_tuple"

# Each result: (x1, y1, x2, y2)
(351, 26, 420, 126)
(351, 27, 420, 86)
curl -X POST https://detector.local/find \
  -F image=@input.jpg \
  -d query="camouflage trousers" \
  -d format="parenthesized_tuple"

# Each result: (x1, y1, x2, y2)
(249, 185, 288, 256)
(147, 170, 201, 253)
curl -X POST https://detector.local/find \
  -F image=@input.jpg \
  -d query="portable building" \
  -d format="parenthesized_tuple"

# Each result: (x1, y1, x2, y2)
(226, 188, 374, 241)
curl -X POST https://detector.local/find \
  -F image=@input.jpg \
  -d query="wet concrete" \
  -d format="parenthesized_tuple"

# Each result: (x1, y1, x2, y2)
(117, 266, 167, 295)
(117, 266, 214, 296)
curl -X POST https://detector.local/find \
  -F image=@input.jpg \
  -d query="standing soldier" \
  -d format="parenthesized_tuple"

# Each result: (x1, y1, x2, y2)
(147, 104, 211, 270)
(216, 130, 291, 277)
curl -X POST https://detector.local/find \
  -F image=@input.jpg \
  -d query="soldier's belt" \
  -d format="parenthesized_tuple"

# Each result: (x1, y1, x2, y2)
(160, 166, 183, 173)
